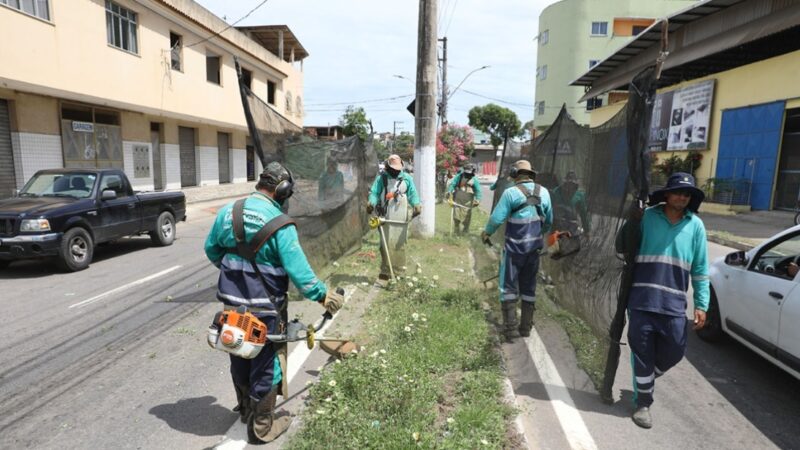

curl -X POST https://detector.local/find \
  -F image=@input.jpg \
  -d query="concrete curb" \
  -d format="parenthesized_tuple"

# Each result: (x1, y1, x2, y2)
(706, 233, 753, 252)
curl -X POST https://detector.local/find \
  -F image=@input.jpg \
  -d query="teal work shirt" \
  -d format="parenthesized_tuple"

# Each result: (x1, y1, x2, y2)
(628, 205, 710, 316)
(552, 185, 591, 232)
(447, 171, 483, 200)
(204, 192, 327, 302)
(368, 172, 421, 207)
(485, 181, 553, 236)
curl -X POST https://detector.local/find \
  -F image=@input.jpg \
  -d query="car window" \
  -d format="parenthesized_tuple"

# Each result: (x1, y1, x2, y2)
(21, 173, 95, 199)
(99, 174, 128, 197)
(751, 232, 800, 280)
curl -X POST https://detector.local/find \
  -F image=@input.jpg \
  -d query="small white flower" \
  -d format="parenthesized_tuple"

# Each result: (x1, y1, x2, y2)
(412, 432, 420, 441)
(414, 289, 421, 294)
(432, 275, 440, 281)
(305, 380, 313, 386)
(328, 380, 337, 387)
(332, 261, 340, 267)
(481, 439, 489, 445)
(317, 365, 324, 372)
(380, 349, 387, 354)
(446, 417, 455, 424)
(421, 317, 427, 322)
(316, 409, 326, 415)
(412, 313, 419, 321)
(335, 359, 342, 364)
(411, 276, 419, 282)
(370, 351, 379, 358)
(361, 282, 369, 286)
(325, 397, 332, 402)
(407, 282, 414, 288)
(404, 326, 412, 332)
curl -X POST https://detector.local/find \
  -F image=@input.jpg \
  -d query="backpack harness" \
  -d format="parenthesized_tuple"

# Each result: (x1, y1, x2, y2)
(510, 183, 545, 227)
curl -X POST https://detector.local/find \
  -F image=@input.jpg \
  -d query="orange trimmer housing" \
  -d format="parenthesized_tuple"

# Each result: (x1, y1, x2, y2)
(215, 308, 268, 345)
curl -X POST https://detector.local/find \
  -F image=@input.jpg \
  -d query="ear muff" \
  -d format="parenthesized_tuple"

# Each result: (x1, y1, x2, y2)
(272, 168, 294, 202)
(509, 166, 519, 179)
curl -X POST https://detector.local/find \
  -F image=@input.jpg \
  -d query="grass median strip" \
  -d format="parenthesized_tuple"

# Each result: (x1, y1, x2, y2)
(288, 205, 517, 449)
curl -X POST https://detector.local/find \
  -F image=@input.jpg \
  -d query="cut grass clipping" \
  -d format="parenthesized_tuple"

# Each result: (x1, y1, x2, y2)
(287, 285, 513, 449)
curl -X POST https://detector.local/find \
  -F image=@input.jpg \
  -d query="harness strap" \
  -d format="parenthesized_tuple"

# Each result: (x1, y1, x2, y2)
(511, 183, 544, 221)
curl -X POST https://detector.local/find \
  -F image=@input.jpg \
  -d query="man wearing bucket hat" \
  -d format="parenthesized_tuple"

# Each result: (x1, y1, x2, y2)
(481, 160, 552, 341)
(447, 163, 483, 234)
(623, 171, 709, 429)
(367, 154, 421, 281)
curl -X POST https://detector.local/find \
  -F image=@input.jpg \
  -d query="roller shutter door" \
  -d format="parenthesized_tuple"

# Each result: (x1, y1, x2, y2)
(0, 100, 16, 199)
(218, 132, 230, 184)
(179, 126, 196, 187)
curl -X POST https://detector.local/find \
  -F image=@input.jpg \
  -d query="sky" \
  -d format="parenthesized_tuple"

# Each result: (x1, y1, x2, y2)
(197, 0, 560, 133)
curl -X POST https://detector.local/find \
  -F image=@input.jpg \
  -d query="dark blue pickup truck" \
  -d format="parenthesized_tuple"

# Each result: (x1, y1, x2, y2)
(0, 169, 186, 271)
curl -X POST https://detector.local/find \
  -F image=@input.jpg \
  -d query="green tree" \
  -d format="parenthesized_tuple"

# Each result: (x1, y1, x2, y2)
(339, 106, 370, 140)
(391, 133, 415, 162)
(467, 103, 522, 149)
(374, 139, 390, 161)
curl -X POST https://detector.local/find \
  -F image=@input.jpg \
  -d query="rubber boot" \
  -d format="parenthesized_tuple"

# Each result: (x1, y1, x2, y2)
(233, 384, 251, 423)
(246, 389, 292, 445)
(502, 301, 519, 342)
(518, 302, 535, 337)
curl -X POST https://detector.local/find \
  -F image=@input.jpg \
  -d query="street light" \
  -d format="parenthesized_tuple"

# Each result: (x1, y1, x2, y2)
(448, 65, 490, 100)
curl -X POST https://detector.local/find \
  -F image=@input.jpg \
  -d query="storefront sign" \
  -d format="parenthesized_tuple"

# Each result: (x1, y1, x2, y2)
(72, 121, 94, 133)
(648, 79, 715, 151)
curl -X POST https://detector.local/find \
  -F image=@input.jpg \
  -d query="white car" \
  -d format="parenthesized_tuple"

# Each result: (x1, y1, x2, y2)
(698, 225, 800, 380)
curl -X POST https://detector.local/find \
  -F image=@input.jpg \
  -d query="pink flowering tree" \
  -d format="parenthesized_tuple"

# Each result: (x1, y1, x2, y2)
(436, 124, 475, 172)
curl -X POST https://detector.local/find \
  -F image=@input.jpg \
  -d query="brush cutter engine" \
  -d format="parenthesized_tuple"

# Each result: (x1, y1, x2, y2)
(207, 306, 268, 359)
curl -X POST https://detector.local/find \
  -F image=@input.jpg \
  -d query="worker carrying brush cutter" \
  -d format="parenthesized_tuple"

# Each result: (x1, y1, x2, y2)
(617, 172, 709, 429)
(446, 163, 482, 235)
(204, 162, 344, 444)
(367, 154, 421, 282)
(481, 160, 552, 342)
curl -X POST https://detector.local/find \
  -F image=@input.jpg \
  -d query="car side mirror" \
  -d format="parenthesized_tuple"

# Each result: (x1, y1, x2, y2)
(101, 189, 117, 200)
(724, 250, 748, 267)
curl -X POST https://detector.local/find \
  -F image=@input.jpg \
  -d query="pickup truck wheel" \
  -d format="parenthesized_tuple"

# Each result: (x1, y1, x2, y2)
(696, 290, 725, 343)
(150, 211, 176, 246)
(58, 228, 93, 272)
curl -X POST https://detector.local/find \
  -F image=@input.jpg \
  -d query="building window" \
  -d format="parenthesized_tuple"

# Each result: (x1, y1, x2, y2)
(267, 80, 276, 105)
(591, 21, 608, 36)
(170, 32, 182, 71)
(586, 97, 603, 111)
(537, 65, 547, 81)
(106, 1, 138, 53)
(296, 96, 303, 116)
(536, 101, 545, 116)
(589, 60, 599, 68)
(285, 91, 293, 113)
(1, 0, 49, 20)
(540, 29, 549, 45)
(241, 68, 253, 89)
(632, 25, 647, 36)
(206, 53, 221, 85)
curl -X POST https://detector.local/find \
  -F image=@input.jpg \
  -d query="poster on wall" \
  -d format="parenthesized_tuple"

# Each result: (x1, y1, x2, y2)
(648, 79, 715, 151)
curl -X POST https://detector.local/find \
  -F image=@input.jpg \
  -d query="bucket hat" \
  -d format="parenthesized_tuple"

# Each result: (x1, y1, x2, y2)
(648, 172, 704, 212)
(386, 154, 403, 171)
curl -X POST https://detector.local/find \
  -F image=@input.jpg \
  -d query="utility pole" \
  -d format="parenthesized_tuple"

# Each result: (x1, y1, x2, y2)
(414, 0, 437, 238)
(392, 121, 403, 152)
(438, 37, 448, 125)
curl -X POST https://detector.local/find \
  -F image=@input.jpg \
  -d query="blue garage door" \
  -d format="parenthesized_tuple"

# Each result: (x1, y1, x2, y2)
(716, 101, 785, 210)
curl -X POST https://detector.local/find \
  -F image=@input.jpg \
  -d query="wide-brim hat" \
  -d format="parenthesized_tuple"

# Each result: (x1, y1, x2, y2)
(387, 154, 403, 171)
(512, 160, 537, 177)
(648, 172, 705, 212)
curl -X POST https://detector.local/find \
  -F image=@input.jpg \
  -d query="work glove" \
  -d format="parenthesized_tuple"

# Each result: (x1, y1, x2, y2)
(322, 288, 345, 316)
(366, 204, 374, 214)
(412, 205, 422, 218)
(480, 230, 492, 246)
(471, 199, 481, 207)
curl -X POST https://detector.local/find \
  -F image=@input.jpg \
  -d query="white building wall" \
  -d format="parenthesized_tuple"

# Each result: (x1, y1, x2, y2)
(231, 148, 247, 183)
(197, 146, 219, 186)
(123, 140, 155, 191)
(12, 132, 63, 188)
(163, 143, 181, 190)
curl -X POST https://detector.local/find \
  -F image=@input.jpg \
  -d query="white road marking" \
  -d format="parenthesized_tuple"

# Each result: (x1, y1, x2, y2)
(525, 327, 598, 450)
(67, 265, 182, 309)
(215, 290, 352, 450)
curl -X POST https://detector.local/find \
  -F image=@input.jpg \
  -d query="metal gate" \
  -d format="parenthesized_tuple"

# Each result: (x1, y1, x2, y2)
(716, 101, 785, 210)
(218, 132, 230, 184)
(151, 128, 163, 190)
(0, 100, 16, 198)
(179, 126, 196, 187)
(774, 108, 800, 210)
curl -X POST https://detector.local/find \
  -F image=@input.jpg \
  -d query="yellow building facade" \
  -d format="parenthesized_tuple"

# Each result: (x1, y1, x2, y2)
(0, 0, 306, 195)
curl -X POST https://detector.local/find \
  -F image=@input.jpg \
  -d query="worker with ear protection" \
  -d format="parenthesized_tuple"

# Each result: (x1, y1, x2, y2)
(447, 163, 482, 234)
(366, 154, 421, 282)
(204, 161, 344, 445)
(481, 160, 552, 342)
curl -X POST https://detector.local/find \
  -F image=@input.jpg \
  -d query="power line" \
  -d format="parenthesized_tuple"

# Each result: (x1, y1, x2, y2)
(443, 0, 459, 36)
(184, 0, 270, 49)
(305, 94, 413, 107)
(460, 89, 535, 108)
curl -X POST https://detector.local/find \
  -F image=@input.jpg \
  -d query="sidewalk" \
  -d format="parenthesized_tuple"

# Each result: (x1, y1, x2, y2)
(701, 209, 794, 250)
(180, 182, 255, 204)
